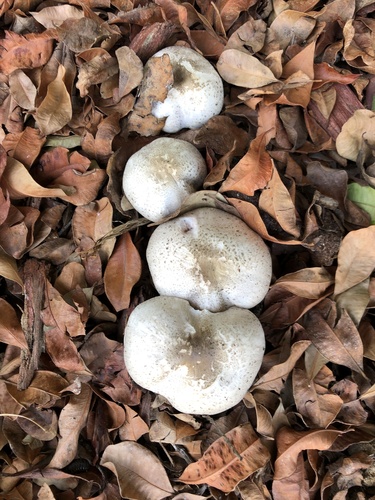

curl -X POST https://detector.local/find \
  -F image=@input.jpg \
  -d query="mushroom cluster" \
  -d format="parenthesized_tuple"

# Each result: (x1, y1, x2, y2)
(123, 46, 272, 415)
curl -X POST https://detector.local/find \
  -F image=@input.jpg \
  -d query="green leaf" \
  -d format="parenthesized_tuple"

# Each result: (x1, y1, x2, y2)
(347, 183, 375, 224)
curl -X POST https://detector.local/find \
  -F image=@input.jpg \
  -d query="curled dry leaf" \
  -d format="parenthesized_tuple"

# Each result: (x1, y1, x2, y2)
(217, 49, 279, 88)
(272, 268, 334, 299)
(48, 383, 92, 469)
(335, 109, 375, 161)
(9, 70, 37, 111)
(0, 247, 23, 288)
(274, 426, 348, 480)
(30, 5, 84, 29)
(115, 46, 144, 98)
(100, 441, 174, 500)
(179, 423, 270, 493)
(103, 232, 142, 312)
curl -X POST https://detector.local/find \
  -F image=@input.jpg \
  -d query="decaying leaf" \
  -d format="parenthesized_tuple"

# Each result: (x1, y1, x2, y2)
(179, 423, 270, 492)
(336, 109, 375, 161)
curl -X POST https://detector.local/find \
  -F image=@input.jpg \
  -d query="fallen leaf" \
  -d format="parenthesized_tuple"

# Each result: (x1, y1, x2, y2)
(0, 247, 23, 288)
(35, 64, 72, 135)
(0, 298, 27, 349)
(272, 268, 334, 299)
(100, 441, 174, 500)
(220, 133, 273, 196)
(217, 49, 279, 88)
(8, 70, 37, 110)
(104, 232, 142, 312)
(335, 109, 375, 161)
(48, 383, 92, 469)
(179, 423, 270, 492)
(116, 46, 143, 98)
(30, 5, 84, 29)
(274, 426, 347, 480)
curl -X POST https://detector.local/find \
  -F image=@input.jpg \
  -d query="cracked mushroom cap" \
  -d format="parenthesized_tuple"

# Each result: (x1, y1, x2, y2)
(146, 207, 272, 312)
(124, 296, 265, 415)
(122, 137, 207, 222)
(150, 46, 224, 133)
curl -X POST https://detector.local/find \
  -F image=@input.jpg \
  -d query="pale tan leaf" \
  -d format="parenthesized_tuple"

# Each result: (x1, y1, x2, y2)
(9, 69, 37, 110)
(217, 49, 279, 88)
(100, 441, 174, 500)
(31, 5, 84, 29)
(48, 383, 92, 469)
(334, 225, 375, 296)
(115, 46, 143, 98)
(335, 109, 375, 161)
(273, 268, 334, 299)
(35, 64, 72, 135)
(0, 247, 23, 288)
(179, 423, 270, 492)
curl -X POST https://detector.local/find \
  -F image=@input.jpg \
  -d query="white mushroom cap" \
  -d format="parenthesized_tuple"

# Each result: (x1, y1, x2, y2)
(124, 296, 265, 415)
(122, 137, 207, 222)
(147, 207, 272, 312)
(150, 46, 224, 133)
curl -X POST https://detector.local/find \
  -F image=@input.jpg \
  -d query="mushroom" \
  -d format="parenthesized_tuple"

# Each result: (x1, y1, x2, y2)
(150, 46, 224, 133)
(147, 207, 272, 312)
(124, 296, 265, 415)
(122, 137, 207, 222)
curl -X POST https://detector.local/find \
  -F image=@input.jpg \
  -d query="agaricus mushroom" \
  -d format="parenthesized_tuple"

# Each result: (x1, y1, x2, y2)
(122, 137, 207, 222)
(150, 46, 224, 133)
(147, 207, 272, 312)
(124, 296, 265, 415)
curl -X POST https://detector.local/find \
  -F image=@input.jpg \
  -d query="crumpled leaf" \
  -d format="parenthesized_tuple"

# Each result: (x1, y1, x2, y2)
(100, 441, 174, 500)
(104, 232, 142, 312)
(9, 70, 37, 110)
(115, 46, 143, 98)
(217, 49, 279, 88)
(179, 423, 270, 492)
(30, 5, 84, 29)
(335, 109, 375, 161)
(272, 268, 334, 299)
(0, 248, 23, 288)
(35, 64, 73, 135)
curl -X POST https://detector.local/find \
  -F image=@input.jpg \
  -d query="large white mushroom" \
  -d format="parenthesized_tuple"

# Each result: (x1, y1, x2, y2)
(122, 137, 207, 222)
(124, 296, 265, 415)
(150, 46, 224, 133)
(147, 207, 272, 312)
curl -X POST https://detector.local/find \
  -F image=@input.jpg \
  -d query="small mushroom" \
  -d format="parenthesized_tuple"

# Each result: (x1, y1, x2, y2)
(147, 207, 272, 312)
(150, 46, 224, 133)
(124, 296, 265, 415)
(122, 137, 207, 222)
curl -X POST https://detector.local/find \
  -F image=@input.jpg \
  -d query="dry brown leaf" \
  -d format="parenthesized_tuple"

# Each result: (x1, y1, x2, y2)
(48, 383, 92, 469)
(217, 0, 257, 31)
(274, 426, 347, 480)
(220, 133, 273, 196)
(17, 407, 58, 441)
(259, 166, 300, 238)
(3, 127, 46, 168)
(149, 410, 198, 444)
(119, 405, 149, 441)
(103, 232, 142, 312)
(334, 225, 375, 296)
(0, 298, 27, 349)
(76, 52, 118, 98)
(303, 301, 365, 375)
(292, 367, 343, 428)
(179, 423, 270, 492)
(253, 340, 311, 392)
(217, 49, 279, 88)
(35, 64, 72, 135)
(272, 268, 334, 299)
(100, 441, 174, 500)
(267, 11, 316, 52)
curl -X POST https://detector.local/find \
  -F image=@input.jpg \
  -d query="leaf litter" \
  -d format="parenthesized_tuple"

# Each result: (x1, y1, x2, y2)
(0, 1, 375, 499)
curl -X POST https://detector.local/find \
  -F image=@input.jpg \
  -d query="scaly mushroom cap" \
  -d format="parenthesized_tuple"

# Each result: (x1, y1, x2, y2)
(122, 137, 207, 222)
(124, 296, 265, 415)
(150, 46, 224, 133)
(146, 207, 272, 312)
